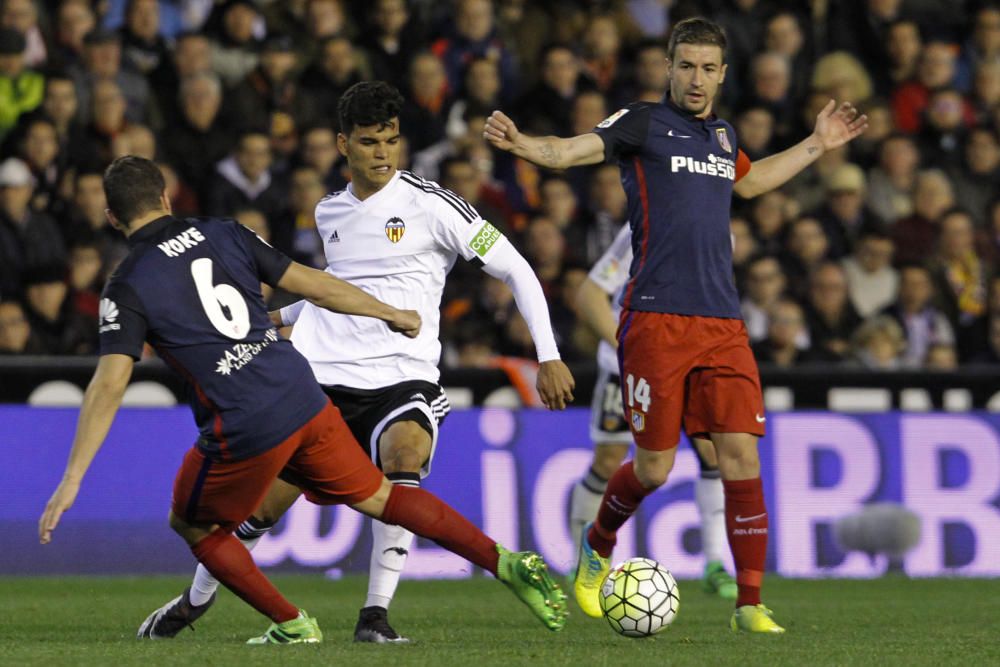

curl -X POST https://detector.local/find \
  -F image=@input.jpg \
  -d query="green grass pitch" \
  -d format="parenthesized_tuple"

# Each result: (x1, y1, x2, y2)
(1, 575, 998, 666)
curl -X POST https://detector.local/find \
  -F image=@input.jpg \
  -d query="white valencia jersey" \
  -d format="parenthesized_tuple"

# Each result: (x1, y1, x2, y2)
(587, 224, 632, 373)
(290, 170, 508, 389)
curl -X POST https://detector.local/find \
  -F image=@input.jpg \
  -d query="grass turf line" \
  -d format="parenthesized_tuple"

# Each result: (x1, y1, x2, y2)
(1, 576, 998, 666)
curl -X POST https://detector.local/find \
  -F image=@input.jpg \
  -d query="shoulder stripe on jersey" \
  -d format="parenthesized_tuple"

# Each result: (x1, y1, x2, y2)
(398, 171, 476, 223)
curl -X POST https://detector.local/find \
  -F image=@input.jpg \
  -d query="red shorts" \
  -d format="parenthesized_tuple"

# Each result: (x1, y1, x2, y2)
(171, 401, 384, 531)
(618, 310, 765, 451)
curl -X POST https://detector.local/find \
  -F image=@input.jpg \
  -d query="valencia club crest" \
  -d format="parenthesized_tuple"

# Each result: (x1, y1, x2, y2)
(385, 217, 405, 243)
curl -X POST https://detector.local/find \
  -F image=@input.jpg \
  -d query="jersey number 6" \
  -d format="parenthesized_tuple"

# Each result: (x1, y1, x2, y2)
(191, 257, 251, 340)
(625, 373, 651, 413)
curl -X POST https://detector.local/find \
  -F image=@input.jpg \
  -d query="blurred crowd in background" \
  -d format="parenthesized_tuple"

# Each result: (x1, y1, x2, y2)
(0, 0, 998, 372)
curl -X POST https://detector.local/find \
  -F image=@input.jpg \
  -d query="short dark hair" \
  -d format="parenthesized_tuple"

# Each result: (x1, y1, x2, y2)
(337, 81, 404, 136)
(103, 156, 166, 225)
(667, 17, 727, 62)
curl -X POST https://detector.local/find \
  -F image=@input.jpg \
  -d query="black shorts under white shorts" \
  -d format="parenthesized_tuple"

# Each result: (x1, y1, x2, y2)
(589, 369, 633, 445)
(322, 380, 450, 477)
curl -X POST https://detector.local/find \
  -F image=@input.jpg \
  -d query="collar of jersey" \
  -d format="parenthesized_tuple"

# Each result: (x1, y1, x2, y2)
(127, 215, 174, 247)
(345, 169, 401, 206)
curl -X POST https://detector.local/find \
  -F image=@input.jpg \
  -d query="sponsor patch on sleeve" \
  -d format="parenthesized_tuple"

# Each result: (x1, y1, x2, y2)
(469, 221, 503, 258)
(597, 108, 629, 128)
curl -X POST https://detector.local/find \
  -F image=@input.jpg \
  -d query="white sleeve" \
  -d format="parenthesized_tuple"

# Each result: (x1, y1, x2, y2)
(587, 224, 633, 295)
(481, 242, 561, 362)
(279, 300, 306, 326)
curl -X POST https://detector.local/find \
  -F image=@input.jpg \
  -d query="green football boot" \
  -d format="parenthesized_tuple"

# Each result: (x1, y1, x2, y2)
(702, 561, 738, 600)
(246, 610, 323, 645)
(497, 545, 568, 631)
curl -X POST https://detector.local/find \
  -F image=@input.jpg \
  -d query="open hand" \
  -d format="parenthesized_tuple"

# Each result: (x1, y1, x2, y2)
(39, 479, 81, 544)
(388, 309, 421, 338)
(483, 111, 520, 153)
(536, 360, 575, 410)
(813, 100, 868, 151)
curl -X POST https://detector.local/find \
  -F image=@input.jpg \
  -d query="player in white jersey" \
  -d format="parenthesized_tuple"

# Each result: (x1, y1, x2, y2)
(570, 223, 737, 599)
(138, 82, 575, 643)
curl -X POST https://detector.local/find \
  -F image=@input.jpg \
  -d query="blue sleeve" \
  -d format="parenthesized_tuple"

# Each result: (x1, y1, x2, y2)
(98, 279, 147, 360)
(593, 103, 652, 161)
(234, 223, 293, 287)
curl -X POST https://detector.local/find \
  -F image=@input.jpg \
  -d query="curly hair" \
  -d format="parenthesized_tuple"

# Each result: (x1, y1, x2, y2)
(337, 81, 404, 136)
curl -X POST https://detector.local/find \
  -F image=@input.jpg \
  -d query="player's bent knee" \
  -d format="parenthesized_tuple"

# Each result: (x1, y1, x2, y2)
(592, 443, 630, 478)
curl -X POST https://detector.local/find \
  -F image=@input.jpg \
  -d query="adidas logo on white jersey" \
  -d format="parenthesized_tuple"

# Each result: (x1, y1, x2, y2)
(328, 230, 340, 243)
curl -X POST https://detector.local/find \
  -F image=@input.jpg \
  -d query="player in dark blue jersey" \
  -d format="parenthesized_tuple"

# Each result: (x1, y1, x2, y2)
(39, 156, 569, 642)
(486, 17, 868, 633)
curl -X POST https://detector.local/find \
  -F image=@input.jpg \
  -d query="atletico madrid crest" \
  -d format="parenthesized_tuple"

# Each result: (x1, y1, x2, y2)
(715, 128, 732, 153)
(631, 410, 645, 433)
(385, 217, 405, 243)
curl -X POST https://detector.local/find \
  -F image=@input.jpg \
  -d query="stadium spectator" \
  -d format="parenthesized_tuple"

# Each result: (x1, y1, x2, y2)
(162, 72, 232, 190)
(59, 169, 127, 267)
(751, 297, 835, 368)
(0, 27, 43, 139)
(782, 216, 831, 292)
(40, 72, 86, 163)
(804, 262, 862, 360)
(0, 0, 45, 69)
(742, 254, 788, 343)
(848, 315, 906, 370)
(21, 263, 96, 355)
(78, 78, 129, 168)
(917, 87, 974, 168)
(867, 133, 919, 223)
(205, 130, 285, 225)
(892, 41, 958, 133)
(0, 157, 65, 298)
(763, 11, 811, 104)
(119, 0, 169, 76)
(516, 44, 591, 136)
(932, 208, 988, 329)
(53, 0, 97, 69)
(523, 215, 566, 302)
(208, 0, 261, 87)
(537, 175, 579, 234)
(148, 31, 213, 125)
(879, 19, 923, 97)
(925, 342, 959, 370)
(299, 125, 345, 192)
(950, 126, 1000, 226)
(892, 169, 955, 265)
(227, 33, 317, 133)
(111, 123, 156, 161)
(970, 59, 1000, 125)
(570, 90, 609, 138)
(735, 106, 775, 161)
(72, 28, 151, 126)
(842, 226, 898, 318)
(810, 51, 874, 113)
(363, 0, 423, 91)
(400, 52, 451, 151)
(883, 263, 955, 368)
(748, 188, 794, 255)
(66, 234, 103, 319)
(278, 166, 326, 267)
(730, 217, 758, 284)
(620, 39, 669, 106)
(811, 163, 884, 258)
(440, 155, 507, 231)
(431, 0, 517, 98)
(581, 14, 624, 96)
(959, 4, 1000, 86)
(445, 57, 502, 140)
(0, 299, 42, 353)
(744, 51, 796, 146)
(298, 36, 365, 126)
(17, 117, 63, 212)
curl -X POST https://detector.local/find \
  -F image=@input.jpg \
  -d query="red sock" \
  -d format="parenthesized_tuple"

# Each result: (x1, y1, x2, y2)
(723, 477, 768, 608)
(587, 461, 652, 558)
(192, 530, 298, 623)
(381, 485, 500, 576)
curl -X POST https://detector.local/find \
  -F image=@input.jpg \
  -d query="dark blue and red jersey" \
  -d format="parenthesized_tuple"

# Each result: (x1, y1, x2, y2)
(99, 215, 328, 461)
(594, 100, 751, 318)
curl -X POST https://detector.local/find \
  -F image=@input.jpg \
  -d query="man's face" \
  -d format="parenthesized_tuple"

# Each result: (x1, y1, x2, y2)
(899, 267, 932, 310)
(571, 92, 607, 135)
(409, 55, 445, 100)
(0, 183, 33, 216)
(939, 213, 974, 258)
(456, 0, 492, 42)
(918, 43, 956, 88)
(181, 78, 221, 127)
(57, 0, 95, 51)
(747, 258, 785, 303)
(887, 22, 921, 65)
(290, 168, 324, 213)
(974, 8, 1000, 55)
(590, 165, 625, 215)
(540, 179, 576, 224)
(736, 109, 773, 153)
(635, 47, 668, 93)
(542, 48, 578, 94)
(768, 302, 804, 348)
(0, 52, 23, 78)
(175, 35, 211, 77)
(881, 137, 918, 175)
(24, 122, 58, 168)
(0, 301, 29, 351)
(307, 0, 345, 39)
(85, 41, 122, 78)
(321, 39, 355, 81)
(857, 236, 894, 273)
(26, 281, 67, 322)
(236, 135, 272, 181)
(1, 0, 36, 33)
(127, 0, 159, 40)
(966, 129, 1000, 174)
(303, 128, 338, 172)
(43, 79, 78, 124)
(92, 81, 126, 130)
(466, 60, 500, 103)
(261, 50, 297, 83)
(810, 266, 847, 313)
(442, 162, 479, 203)
(338, 119, 401, 192)
(74, 174, 107, 225)
(789, 219, 828, 263)
(667, 43, 726, 117)
(765, 13, 803, 56)
(374, 0, 408, 35)
(526, 218, 564, 267)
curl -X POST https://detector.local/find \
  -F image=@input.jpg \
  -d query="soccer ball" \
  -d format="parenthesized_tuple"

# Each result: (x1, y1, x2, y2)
(599, 557, 679, 638)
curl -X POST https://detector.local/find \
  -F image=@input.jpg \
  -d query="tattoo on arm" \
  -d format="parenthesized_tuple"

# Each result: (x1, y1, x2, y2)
(807, 146, 819, 155)
(539, 141, 559, 168)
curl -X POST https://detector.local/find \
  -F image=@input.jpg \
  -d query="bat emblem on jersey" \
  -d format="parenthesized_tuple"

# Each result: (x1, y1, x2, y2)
(385, 217, 406, 243)
(715, 127, 732, 153)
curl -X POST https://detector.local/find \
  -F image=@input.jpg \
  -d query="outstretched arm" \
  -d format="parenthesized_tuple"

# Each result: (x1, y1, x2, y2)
(483, 110, 606, 170)
(39, 353, 134, 544)
(277, 262, 421, 338)
(576, 277, 618, 348)
(734, 100, 868, 199)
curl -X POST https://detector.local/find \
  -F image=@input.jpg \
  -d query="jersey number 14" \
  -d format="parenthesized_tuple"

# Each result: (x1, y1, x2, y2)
(625, 374, 651, 412)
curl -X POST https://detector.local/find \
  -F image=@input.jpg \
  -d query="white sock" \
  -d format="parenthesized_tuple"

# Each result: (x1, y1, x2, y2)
(188, 518, 271, 606)
(695, 473, 726, 565)
(364, 475, 419, 610)
(569, 467, 608, 553)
